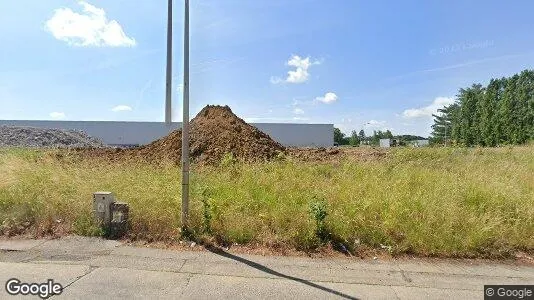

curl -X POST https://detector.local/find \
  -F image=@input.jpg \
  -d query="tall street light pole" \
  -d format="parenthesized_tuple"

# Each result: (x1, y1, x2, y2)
(181, 0, 190, 231)
(165, 0, 173, 124)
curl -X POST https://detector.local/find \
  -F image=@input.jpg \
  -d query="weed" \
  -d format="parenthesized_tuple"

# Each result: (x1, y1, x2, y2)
(309, 196, 329, 242)
(274, 151, 287, 162)
(200, 187, 213, 234)
(220, 152, 237, 167)
(73, 212, 104, 237)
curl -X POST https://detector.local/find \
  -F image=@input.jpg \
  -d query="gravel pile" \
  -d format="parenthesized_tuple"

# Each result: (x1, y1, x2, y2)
(0, 125, 105, 148)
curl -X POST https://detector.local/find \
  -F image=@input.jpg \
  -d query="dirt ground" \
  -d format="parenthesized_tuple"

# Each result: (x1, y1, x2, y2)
(75, 105, 389, 165)
(287, 146, 388, 163)
(78, 105, 286, 165)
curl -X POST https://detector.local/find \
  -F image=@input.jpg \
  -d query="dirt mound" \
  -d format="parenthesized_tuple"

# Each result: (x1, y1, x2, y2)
(98, 105, 285, 165)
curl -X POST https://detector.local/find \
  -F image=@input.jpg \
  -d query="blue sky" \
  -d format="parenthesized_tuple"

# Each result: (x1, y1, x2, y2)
(1, 0, 534, 136)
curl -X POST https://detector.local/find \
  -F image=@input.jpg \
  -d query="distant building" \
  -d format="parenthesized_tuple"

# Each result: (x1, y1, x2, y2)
(0, 120, 334, 147)
(411, 140, 429, 147)
(379, 139, 391, 148)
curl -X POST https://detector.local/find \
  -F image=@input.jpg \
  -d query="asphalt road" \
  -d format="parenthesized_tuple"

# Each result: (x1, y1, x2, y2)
(0, 236, 532, 299)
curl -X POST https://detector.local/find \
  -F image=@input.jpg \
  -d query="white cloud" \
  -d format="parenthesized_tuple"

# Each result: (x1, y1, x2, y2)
(293, 108, 304, 115)
(49, 112, 65, 119)
(402, 97, 455, 119)
(287, 68, 308, 83)
(45, 1, 136, 47)
(271, 55, 321, 84)
(111, 105, 132, 112)
(315, 92, 338, 104)
(176, 84, 183, 92)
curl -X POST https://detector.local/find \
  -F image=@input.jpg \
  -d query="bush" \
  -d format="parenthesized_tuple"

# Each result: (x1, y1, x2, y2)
(309, 197, 329, 243)
(73, 212, 104, 237)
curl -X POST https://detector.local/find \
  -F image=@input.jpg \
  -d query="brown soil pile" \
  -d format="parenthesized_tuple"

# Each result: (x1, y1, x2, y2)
(73, 105, 390, 165)
(90, 105, 286, 165)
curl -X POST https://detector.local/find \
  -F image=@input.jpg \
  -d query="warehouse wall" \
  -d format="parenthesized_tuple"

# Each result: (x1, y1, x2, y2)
(253, 123, 333, 147)
(0, 121, 334, 147)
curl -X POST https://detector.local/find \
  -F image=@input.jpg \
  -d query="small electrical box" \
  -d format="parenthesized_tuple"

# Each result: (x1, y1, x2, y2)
(92, 192, 130, 239)
(109, 202, 130, 239)
(93, 192, 115, 227)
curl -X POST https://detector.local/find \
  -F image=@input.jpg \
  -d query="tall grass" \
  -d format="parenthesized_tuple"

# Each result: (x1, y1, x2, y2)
(0, 146, 532, 257)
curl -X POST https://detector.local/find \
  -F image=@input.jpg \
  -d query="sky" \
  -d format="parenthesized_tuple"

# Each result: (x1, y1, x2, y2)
(1, 0, 534, 137)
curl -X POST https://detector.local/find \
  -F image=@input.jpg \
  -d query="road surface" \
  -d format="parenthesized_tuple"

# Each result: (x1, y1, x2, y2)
(0, 236, 532, 299)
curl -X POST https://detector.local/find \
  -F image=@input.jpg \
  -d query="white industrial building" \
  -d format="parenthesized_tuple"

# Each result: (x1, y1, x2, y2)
(411, 140, 430, 147)
(0, 120, 334, 147)
(379, 139, 391, 148)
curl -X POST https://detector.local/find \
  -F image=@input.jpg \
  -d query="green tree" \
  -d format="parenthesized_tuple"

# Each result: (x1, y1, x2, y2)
(499, 76, 518, 144)
(431, 103, 458, 144)
(358, 130, 365, 140)
(370, 130, 381, 146)
(479, 79, 501, 146)
(358, 130, 366, 145)
(516, 70, 534, 143)
(334, 127, 345, 145)
(431, 69, 534, 146)
(456, 84, 484, 146)
(525, 71, 534, 140)
(349, 130, 360, 146)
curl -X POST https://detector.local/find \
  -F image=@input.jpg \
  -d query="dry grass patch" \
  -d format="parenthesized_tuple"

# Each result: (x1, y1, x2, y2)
(0, 146, 533, 258)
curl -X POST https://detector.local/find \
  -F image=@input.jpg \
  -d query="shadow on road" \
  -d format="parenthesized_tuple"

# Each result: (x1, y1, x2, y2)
(204, 245, 359, 300)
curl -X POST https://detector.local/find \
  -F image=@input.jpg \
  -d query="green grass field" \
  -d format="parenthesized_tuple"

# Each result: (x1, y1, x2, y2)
(0, 146, 533, 258)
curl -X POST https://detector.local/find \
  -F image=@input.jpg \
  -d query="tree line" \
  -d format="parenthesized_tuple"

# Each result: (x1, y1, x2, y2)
(431, 69, 534, 146)
(334, 128, 425, 146)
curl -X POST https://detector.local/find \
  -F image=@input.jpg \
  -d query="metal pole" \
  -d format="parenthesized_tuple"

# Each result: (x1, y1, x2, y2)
(181, 0, 190, 230)
(165, 0, 173, 124)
